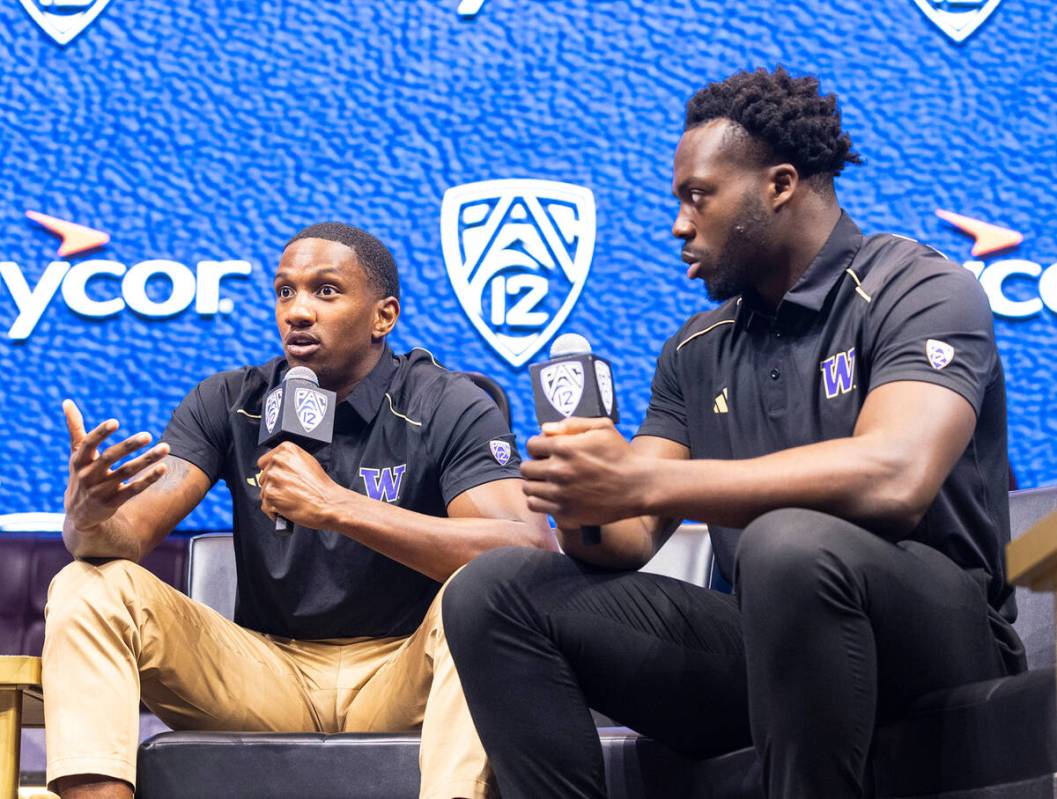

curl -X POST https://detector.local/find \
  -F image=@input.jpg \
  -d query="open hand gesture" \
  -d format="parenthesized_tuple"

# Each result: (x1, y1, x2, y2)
(62, 399, 170, 530)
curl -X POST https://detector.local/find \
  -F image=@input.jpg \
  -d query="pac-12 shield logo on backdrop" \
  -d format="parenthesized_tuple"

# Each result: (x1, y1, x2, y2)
(441, 179, 596, 368)
(19, 0, 112, 45)
(540, 361, 584, 417)
(912, 0, 1003, 42)
(295, 388, 327, 432)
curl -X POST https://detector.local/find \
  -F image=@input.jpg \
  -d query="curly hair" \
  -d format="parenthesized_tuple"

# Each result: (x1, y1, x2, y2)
(685, 66, 861, 184)
(286, 222, 400, 301)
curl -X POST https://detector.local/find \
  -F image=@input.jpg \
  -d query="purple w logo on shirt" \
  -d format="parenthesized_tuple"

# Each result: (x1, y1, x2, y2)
(820, 348, 856, 399)
(358, 465, 407, 503)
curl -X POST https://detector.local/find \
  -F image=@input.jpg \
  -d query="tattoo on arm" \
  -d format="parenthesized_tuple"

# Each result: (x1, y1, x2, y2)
(155, 454, 191, 491)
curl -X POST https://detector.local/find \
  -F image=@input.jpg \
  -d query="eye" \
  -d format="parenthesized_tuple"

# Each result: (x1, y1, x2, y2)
(276, 285, 293, 300)
(318, 284, 339, 297)
(689, 189, 707, 205)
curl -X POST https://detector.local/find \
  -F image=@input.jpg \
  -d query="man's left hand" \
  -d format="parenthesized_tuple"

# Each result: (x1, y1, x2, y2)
(521, 417, 649, 527)
(257, 442, 343, 529)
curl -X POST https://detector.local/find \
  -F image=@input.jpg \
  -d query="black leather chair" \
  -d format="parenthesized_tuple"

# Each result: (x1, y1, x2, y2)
(137, 489, 1057, 799)
(458, 371, 512, 428)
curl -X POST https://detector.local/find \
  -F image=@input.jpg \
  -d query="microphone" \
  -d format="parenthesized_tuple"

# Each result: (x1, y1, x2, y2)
(258, 366, 337, 535)
(529, 334, 619, 545)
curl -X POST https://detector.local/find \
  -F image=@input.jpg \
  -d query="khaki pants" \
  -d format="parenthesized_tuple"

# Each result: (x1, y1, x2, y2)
(42, 559, 494, 799)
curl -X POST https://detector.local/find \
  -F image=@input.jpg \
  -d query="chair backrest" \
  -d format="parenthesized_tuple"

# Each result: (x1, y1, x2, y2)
(457, 371, 512, 428)
(186, 487, 1057, 664)
(1009, 485, 1057, 669)
(187, 533, 237, 620)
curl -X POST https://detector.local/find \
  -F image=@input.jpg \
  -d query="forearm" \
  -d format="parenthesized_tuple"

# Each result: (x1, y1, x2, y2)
(322, 489, 554, 581)
(644, 433, 922, 536)
(556, 514, 678, 570)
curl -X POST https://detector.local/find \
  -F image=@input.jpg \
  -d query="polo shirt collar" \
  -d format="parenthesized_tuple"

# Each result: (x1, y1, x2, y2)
(342, 345, 399, 422)
(735, 211, 863, 328)
(781, 211, 863, 313)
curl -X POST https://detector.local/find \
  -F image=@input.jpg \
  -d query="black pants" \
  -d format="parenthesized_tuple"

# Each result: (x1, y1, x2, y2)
(443, 508, 1022, 799)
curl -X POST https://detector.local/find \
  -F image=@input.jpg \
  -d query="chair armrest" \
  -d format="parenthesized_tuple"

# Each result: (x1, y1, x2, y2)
(1008, 510, 1057, 592)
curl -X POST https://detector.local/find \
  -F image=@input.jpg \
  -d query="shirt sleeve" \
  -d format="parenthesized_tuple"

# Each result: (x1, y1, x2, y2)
(866, 259, 997, 415)
(427, 376, 523, 505)
(635, 332, 690, 446)
(161, 375, 233, 483)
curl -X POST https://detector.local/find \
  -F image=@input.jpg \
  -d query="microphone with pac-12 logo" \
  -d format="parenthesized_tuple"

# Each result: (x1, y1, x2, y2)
(529, 333, 619, 545)
(258, 366, 337, 535)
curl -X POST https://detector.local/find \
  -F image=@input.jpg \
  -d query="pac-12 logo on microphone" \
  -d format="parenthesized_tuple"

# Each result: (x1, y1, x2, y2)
(912, 0, 1004, 42)
(295, 388, 327, 433)
(265, 389, 283, 433)
(441, 180, 596, 368)
(19, 0, 112, 45)
(540, 362, 584, 417)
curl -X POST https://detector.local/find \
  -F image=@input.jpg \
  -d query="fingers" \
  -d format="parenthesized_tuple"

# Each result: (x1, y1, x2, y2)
(541, 417, 614, 436)
(106, 443, 171, 483)
(111, 461, 168, 502)
(88, 432, 154, 474)
(63, 399, 86, 449)
(525, 496, 562, 517)
(521, 478, 565, 502)
(70, 417, 120, 468)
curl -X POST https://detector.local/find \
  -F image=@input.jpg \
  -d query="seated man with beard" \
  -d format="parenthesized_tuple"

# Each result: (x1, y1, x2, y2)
(442, 68, 1025, 799)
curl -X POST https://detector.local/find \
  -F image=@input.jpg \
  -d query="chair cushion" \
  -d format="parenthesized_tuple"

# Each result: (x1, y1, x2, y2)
(137, 669, 1056, 799)
(872, 667, 1057, 797)
(137, 729, 755, 799)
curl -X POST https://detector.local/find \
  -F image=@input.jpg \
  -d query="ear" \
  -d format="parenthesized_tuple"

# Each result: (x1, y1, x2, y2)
(768, 163, 799, 211)
(373, 296, 400, 340)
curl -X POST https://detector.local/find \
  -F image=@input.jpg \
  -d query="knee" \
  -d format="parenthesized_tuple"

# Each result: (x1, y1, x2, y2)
(734, 508, 853, 596)
(46, 558, 155, 626)
(442, 547, 555, 646)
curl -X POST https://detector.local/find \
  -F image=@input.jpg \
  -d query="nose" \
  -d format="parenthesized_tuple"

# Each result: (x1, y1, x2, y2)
(284, 291, 315, 328)
(672, 208, 694, 241)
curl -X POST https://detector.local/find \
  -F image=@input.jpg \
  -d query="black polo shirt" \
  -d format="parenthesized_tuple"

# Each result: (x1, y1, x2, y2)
(162, 347, 522, 639)
(638, 212, 1013, 619)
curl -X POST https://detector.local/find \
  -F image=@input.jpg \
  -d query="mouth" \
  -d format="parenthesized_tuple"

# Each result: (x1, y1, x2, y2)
(682, 249, 704, 280)
(284, 332, 321, 359)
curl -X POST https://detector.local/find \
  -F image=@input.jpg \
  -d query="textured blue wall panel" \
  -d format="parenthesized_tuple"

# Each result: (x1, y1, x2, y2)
(0, 0, 1054, 528)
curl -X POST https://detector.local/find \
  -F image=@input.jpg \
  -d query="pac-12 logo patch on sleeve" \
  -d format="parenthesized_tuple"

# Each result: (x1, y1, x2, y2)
(926, 339, 955, 370)
(441, 180, 596, 368)
(489, 440, 512, 465)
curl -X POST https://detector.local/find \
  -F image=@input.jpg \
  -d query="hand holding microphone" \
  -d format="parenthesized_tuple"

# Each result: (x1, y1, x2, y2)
(257, 366, 336, 535)
(528, 333, 619, 545)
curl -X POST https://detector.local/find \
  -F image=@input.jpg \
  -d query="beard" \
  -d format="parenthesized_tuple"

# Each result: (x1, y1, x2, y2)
(700, 194, 773, 302)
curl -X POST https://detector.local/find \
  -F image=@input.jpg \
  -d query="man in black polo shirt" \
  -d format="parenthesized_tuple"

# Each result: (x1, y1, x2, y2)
(442, 67, 1026, 798)
(44, 222, 553, 799)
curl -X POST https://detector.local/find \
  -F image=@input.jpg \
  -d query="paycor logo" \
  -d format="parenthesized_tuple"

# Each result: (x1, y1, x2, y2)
(939, 210, 1057, 319)
(0, 212, 252, 340)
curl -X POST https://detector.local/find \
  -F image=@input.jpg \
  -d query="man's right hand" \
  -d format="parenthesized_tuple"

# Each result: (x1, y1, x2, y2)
(63, 399, 171, 532)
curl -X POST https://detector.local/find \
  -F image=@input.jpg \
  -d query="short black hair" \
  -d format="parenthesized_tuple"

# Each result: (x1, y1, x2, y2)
(285, 222, 400, 300)
(685, 66, 861, 185)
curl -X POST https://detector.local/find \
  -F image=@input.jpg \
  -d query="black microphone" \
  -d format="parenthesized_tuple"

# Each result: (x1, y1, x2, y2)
(529, 333, 619, 545)
(258, 366, 337, 535)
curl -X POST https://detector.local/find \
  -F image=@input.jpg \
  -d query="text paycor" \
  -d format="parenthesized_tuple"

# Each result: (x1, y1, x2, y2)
(0, 259, 253, 339)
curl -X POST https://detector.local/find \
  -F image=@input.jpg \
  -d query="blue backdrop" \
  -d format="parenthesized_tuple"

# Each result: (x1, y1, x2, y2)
(1, 0, 1054, 529)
